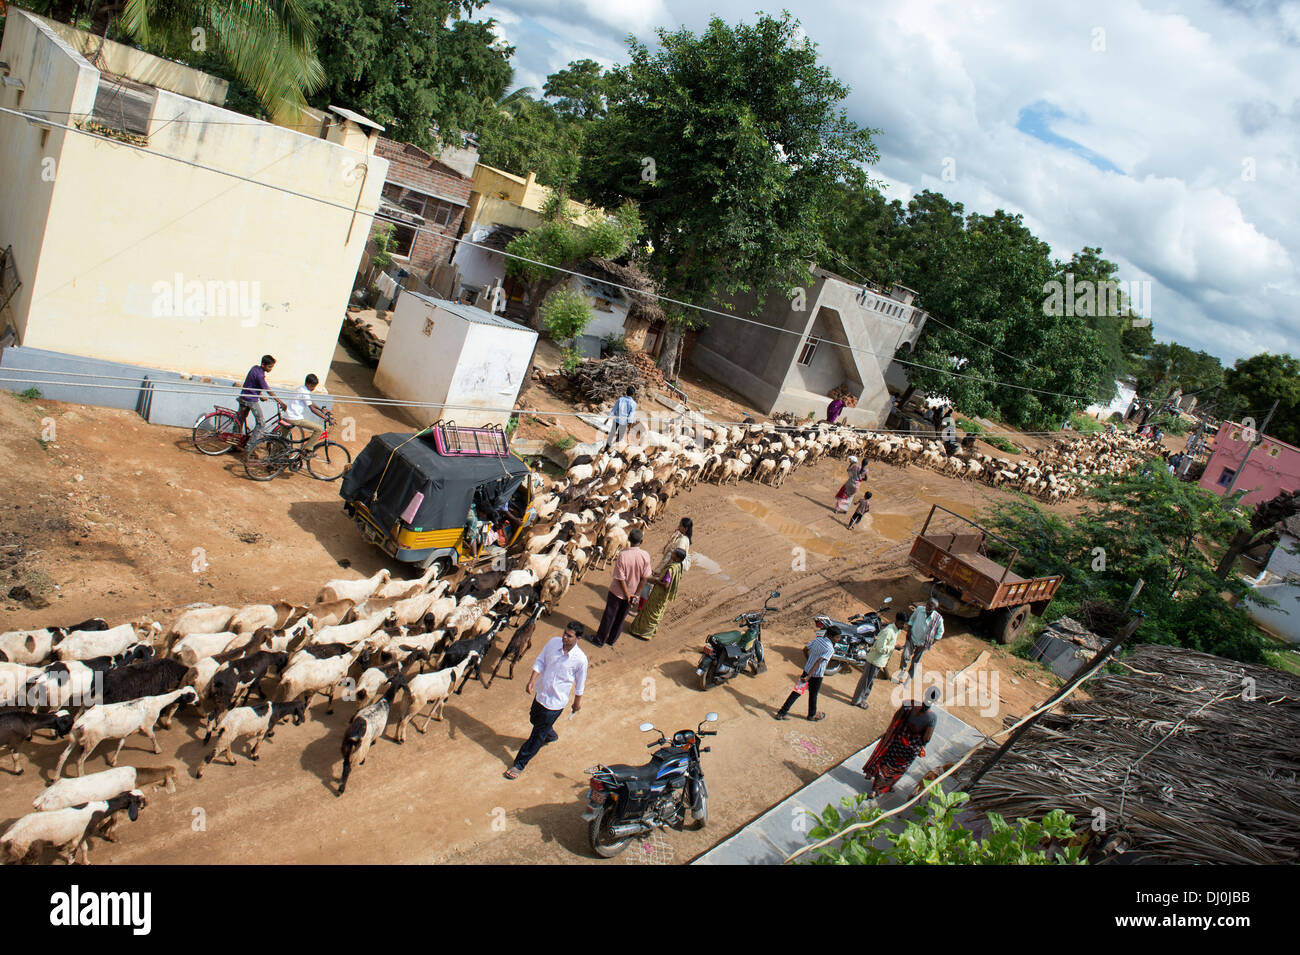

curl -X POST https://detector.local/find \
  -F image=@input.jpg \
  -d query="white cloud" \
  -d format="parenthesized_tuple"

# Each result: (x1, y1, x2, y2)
(490, 0, 1300, 363)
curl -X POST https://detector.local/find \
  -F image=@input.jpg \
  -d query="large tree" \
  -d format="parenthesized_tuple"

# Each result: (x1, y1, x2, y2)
(1222, 352, 1300, 445)
(476, 82, 584, 187)
(301, 0, 512, 148)
(576, 12, 879, 376)
(897, 205, 1111, 430)
(542, 58, 610, 121)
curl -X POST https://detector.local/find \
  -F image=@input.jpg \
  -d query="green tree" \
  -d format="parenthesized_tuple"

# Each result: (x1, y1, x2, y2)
(1222, 352, 1300, 445)
(804, 786, 1085, 865)
(901, 207, 1111, 430)
(821, 183, 906, 288)
(1135, 342, 1224, 404)
(300, 0, 512, 148)
(539, 286, 592, 342)
(503, 194, 643, 329)
(576, 13, 879, 376)
(476, 85, 584, 187)
(981, 469, 1266, 662)
(119, 0, 325, 123)
(542, 58, 610, 121)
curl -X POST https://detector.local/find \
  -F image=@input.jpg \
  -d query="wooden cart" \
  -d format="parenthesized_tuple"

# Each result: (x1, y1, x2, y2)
(907, 504, 1063, 643)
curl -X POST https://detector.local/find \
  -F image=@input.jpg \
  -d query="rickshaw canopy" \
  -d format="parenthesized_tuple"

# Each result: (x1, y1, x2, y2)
(341, 431, 531, 532)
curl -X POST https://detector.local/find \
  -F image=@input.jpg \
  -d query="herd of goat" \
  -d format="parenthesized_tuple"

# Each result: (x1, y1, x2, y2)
(0, 419, 1160, 863)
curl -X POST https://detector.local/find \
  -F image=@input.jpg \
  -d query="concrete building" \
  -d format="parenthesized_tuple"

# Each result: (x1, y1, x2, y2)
(374, 293, 537, 429)
(460, 164, 604, 238)
(0, 10, 386, 397)
(1198, 421, 1300, 509)
(1245, 515, 1300, 645)
(691, 268, 929, 427)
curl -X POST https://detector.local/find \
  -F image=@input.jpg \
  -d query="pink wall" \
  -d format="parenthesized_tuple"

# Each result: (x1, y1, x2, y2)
(1198, 420, 1300, 507)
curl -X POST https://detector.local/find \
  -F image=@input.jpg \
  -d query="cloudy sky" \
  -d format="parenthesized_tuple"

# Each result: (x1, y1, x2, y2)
(486, 0, 1300, 367)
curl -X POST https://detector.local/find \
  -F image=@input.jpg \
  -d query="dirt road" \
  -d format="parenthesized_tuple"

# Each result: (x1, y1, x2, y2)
(0, 351, 1059, 864)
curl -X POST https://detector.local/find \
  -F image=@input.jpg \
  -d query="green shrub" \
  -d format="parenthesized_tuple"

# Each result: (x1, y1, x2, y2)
(804, 785, 1085, 865)
(17, 387, 41, 402)
(1069, 412, 1105, 433)
(541, 287, 593, 344)
(560, 347, 582, 374)
(602, 333, 628, 355)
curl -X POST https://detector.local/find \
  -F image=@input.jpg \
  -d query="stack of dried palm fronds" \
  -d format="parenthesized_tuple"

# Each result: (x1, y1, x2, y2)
(956, 644, 1300, 864)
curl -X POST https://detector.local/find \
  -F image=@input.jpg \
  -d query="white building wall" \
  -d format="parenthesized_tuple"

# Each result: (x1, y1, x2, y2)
(1246, 533, 1300, 644)
(374, 294, 465, 428)
(447, 322, 537, 428)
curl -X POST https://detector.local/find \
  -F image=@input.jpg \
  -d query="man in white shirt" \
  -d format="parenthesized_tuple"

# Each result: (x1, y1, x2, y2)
(604, 386, 637, 449)
(505, 620, 588, 779)
(282, 373, 331, 445)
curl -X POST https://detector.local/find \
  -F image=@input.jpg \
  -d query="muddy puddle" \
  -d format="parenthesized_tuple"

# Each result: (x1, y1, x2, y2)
(731, 496, 850, 558)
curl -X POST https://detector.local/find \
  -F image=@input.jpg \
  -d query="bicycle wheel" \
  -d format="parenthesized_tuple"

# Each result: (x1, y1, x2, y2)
(192, 410, 243, 456)
(244, 435, 292, 481)
(307, 440, 353, 481)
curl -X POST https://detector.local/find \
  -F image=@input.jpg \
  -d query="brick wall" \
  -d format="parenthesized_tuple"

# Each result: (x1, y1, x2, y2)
(371, 137, 472, 277)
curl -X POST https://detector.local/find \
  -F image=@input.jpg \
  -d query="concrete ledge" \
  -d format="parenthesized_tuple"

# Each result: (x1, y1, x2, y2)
(693, 707, 984, 865)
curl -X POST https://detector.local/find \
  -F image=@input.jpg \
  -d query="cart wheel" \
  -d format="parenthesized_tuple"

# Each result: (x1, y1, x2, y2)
(996, 604, 1031, 644)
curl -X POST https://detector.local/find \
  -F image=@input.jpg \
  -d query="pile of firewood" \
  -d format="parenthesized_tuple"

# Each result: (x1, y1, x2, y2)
(828, 385, 858, 407)
(545, 353, 667, 410)
(340, 310, 387, 364)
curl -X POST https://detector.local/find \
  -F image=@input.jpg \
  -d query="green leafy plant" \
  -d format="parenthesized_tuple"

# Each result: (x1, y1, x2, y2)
(554, 434, 576, 451)
(370, 225, 397, 274)
(505, 415, 519, 437)
(804, 785, 1085, 865)
(1148, 414, 1190, 436)
(602, 333, 628, 356)
(957, 415, 1021, 454)
(560, 347, 582, 375)
(17, 387, 41, 402)
(1069, 412, 1105, 433)
(980, 469, 1268, 663)
(541, 288, 594, 343)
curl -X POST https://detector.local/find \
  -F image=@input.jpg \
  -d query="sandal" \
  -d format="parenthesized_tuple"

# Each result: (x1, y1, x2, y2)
(503, 767, 522, 780)
(808, 711, 827, 722)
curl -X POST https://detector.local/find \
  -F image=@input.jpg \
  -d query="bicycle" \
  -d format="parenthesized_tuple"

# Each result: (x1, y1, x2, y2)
(192, 401, 285, 456)
(243, 413, 352, 482)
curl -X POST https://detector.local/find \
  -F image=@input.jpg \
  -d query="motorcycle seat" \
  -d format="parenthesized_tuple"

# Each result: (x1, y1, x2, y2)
(712, 629, 748, 645)
(605, 762, 662, 782)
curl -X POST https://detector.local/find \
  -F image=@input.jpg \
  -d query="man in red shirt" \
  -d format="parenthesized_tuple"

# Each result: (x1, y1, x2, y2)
(591, 528, 652, 648)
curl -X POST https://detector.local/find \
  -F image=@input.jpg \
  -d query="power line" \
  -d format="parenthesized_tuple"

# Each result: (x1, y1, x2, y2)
(2, 100, 1096, 405)
(0, 368, 1098, 438)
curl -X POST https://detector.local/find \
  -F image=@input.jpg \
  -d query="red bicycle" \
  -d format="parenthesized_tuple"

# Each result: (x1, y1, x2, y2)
(242, 412, 352, 482)
(193, 401, 287, 455)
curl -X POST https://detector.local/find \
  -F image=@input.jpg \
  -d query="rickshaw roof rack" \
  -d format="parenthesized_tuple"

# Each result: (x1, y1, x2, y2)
(426, 420, 510, 457)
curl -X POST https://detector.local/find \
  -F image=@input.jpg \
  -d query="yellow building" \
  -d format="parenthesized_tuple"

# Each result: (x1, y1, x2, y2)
(461, 164, 604, 235)
(0, 10, 388, 392)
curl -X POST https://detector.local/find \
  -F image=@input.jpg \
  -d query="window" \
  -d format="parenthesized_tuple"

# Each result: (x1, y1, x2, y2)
(1217, 467, 1236, 488)
(797, 336, 820, 366)
(1231, 430, 1242, 441)
(1268, 446, 1281, 458)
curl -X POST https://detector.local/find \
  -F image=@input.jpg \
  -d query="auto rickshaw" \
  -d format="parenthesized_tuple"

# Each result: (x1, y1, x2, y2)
(340, 423, 535, 573)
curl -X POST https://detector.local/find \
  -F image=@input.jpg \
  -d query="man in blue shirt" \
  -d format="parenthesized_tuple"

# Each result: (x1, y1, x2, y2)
(605, 386, 637, 449)
(238, 354, 286, 436)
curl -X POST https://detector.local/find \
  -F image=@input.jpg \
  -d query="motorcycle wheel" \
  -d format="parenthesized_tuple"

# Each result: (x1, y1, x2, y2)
(690, 786, 708, 831)
(589, 806, 634, 859)
(823, 661, 842, 677)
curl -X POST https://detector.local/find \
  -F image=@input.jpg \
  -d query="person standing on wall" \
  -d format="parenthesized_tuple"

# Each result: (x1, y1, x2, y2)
(504, 620, 588, 780)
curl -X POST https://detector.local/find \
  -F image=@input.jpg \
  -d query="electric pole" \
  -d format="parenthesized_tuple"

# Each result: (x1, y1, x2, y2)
(1222, 400, 1278, 498)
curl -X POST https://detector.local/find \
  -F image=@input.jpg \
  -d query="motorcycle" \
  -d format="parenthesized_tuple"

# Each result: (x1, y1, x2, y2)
(580, 713, 719, 858)
(806, 597, 892, 676)
(695, 591, 779, 690)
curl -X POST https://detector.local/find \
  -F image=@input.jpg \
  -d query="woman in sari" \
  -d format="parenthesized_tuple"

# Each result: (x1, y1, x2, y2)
(834, 456, 863, 513)
(629, 548, 686, 641)
(655, 517, 692, 576)
(862, 686, 939, 797)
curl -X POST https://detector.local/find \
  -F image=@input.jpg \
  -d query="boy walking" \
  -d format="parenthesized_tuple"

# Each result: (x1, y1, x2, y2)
(847, 491, 873, 529)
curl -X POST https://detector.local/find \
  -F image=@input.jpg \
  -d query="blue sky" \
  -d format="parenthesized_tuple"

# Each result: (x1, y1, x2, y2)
(485, 0, 1300, 368)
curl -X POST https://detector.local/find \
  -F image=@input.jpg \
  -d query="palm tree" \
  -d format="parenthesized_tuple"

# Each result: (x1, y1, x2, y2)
(118, 0, 324, 123)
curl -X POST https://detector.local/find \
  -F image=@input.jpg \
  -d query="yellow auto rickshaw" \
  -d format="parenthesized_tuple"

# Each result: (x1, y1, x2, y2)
(340, 424, 535, 573)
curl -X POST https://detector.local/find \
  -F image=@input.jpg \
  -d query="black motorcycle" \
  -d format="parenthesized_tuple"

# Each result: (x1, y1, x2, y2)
(695, 591, 779, 690)
(807, 597, 892, 676)
(580, 713, 718, 858)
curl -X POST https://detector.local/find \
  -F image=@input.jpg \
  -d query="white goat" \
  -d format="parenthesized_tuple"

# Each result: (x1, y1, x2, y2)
(395, 652, 480, 742)
(54, 688, 199, 778)
(317, 568, 391, 604)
